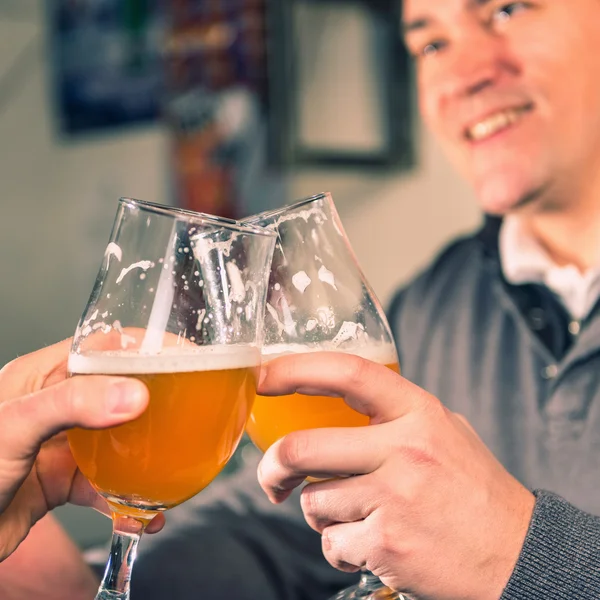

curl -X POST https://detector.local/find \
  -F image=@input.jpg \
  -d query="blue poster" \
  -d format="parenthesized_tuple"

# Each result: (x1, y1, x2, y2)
(50, 0, 166, 134)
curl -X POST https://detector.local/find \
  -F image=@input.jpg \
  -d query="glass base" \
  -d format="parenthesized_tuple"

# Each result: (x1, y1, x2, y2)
(329, 572, 409, 600)
(104, 495, 164, 524)
(96, 590, 130, 600)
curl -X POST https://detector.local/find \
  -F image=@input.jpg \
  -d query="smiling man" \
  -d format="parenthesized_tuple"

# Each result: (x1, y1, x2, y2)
(408, 0, 600, 223)
(255, 0, 600, 597)
(394, 0, 600, 505)
(4, 1, 600, 599)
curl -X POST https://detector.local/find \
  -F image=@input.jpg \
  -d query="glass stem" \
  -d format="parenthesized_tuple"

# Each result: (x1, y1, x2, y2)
(95, 513, 145, 600)
(357, 570, 411, 600)
(359, 571, 383, 589)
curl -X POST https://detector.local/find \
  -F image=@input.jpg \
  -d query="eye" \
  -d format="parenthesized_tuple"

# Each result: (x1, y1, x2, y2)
(492, 2, 530, 24)
(417, 39, 447, 59)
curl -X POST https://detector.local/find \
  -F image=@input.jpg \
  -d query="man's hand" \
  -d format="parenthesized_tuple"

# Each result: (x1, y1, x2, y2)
(257, 353, 535, 600)
(0, 338, 163, 562)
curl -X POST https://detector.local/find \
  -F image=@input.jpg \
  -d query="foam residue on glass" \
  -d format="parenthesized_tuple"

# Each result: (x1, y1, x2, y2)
(255, 193, 395, 363)
(69, 344, 261, 375)
(331, 321, 365, 346)
(268, 205, 328, 228)
(292, 271, 312, 293)
(116, 260, 156, 284)
(105, 242, 123, 265)
(261, 341, 397, 367)
(318, 265, 337, 290)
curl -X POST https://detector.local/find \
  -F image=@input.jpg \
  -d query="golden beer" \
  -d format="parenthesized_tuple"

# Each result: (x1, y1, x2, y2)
(68, 346, 259, 512)
(246, 344, 399, 453)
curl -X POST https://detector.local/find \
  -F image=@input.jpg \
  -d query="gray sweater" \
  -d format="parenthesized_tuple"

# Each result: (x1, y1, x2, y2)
(504, 490, 600, 598)
(127, 218, 600, 599)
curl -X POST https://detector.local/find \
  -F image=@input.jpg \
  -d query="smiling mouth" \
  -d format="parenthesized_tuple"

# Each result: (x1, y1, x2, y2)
(465, 104, 534, 142)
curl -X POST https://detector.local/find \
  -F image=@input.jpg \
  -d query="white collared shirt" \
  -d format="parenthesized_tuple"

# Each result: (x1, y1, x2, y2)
(499, 215, 600, 321)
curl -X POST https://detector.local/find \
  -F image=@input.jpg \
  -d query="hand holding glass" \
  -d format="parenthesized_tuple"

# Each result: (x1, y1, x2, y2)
(243, 193, 405, 599)
(67, 199, 275, 600)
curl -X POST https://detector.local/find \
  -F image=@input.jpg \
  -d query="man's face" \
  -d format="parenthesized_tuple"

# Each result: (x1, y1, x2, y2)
(403, 0, 600, 215)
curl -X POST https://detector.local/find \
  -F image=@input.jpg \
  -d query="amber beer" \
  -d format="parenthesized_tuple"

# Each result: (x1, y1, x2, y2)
(67, 346, 259, 512)
(246, 344, 400, 453)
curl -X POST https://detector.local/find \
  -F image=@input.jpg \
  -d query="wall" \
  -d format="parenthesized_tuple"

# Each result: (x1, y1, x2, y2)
(0, 4, 170, 548)
(292, 126, 480, 306)
(0, 9, 170, 371)
(289, 4, 481, 304)
(0, 3, 479, 549)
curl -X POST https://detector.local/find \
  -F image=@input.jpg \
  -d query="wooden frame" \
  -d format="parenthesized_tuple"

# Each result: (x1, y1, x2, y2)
(267, 0, 414, 170)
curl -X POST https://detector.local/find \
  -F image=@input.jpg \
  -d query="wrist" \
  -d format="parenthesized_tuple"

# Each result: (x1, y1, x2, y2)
(479, 487, 536, 600)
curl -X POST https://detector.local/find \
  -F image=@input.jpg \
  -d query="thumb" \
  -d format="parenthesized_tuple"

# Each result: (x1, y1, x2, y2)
(259, 352, 426, 423)
(0, 375, 148, 466)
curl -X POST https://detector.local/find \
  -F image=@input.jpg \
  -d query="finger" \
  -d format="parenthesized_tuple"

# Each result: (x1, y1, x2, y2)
(0, 338, 74, 401)
(455, 412, 478, 435)
(78, 477, 165, 534)
(301, 475, 378, 533)
(146, 514, 166, 534)
(322, 520, 371, 573)
(259, 352, 433, 424)
(0, 376, 148, 503)
(69, 470, 112, 515)
(258, 426, 386, 503)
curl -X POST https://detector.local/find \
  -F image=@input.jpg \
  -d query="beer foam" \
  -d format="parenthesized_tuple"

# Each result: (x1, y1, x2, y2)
(69, 345, 260, 375)
(261, 342, 398, 366)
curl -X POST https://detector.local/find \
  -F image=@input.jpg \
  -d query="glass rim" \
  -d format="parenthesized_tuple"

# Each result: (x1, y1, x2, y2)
(241, 192, 332, 225)
(118, 197, 277, 238)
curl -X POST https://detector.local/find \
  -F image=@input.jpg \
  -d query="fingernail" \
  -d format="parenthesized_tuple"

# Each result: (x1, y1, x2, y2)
(108, 380, 146, 415)
(258, 365, 268, 389)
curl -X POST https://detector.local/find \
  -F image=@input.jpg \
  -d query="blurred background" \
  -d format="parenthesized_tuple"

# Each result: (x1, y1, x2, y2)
(0, 0, 479, 549)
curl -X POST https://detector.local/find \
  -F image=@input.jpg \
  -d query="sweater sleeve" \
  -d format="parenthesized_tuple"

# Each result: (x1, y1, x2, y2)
(501, 489, 600, 599)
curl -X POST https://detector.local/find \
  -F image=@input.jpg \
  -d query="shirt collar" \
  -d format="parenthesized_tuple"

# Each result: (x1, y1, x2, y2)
(499, 214, 557, 285)
(498, 214, 600, 320)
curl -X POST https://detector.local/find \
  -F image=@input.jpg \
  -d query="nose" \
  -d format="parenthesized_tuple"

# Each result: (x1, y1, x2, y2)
(435, 24, 512, 100)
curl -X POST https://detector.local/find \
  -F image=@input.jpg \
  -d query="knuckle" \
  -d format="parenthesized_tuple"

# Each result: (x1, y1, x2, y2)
(322, 524, 338, 548)
(279, 431, 312, 470)
(322, 527, 359, 573)
(454, 411, 476, 433)
(344, 355, 372, 389)
(300, 486, 323, 522)
(0, 396, 19, 435)
(0, 355, 49, 394)
(388, 440, 441, 487)
(0, 392, 43, 451)
(0, 356, 22, 380)
(0, 345, 71, 402)
(368, 467, 422, 522)
(369, 468, 402, 505)
(268, 355, 299, 393)
(420, 391, 446, 419)
(370, 514, 402, 562)
(60, 377, 91, 420)
(321, 527, 341, 564)
(386, 426, 438, 470)
(0, 356, 35, 399)
(454, 411, 468, 424)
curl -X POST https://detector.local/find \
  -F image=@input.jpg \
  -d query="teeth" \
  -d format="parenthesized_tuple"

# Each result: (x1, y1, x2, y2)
(467, 107, 526, 141)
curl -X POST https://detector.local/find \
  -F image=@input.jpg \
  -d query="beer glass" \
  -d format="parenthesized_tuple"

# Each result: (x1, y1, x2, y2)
(242, 192, 406, 600)
(67, 198, 275, 600)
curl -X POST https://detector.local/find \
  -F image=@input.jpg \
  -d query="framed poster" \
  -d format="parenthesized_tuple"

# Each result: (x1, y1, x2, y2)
(268, 0, 414, 169)
(164, 0, 271, 217)
(49, 0, 278, 218)
(49, 0, 166, 135)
